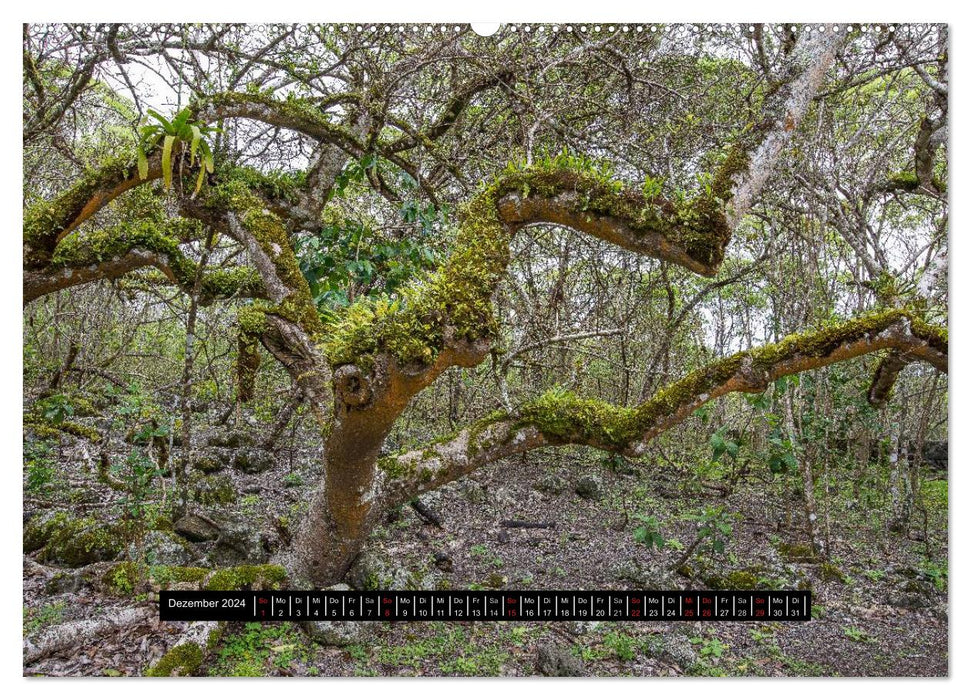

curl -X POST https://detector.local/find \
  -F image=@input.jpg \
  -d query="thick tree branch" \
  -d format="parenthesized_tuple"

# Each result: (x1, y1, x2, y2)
(22, 218, 264, 305)
(377, 310, 946, 507)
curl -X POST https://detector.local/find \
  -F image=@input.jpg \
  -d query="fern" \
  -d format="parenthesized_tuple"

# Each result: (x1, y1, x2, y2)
(135, 106, 220, 196)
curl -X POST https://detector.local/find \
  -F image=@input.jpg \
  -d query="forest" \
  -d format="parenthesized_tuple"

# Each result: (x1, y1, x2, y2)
(22, 22, 948, 677)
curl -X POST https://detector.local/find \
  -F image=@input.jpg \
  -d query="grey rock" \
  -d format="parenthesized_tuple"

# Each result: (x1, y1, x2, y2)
(534, 471, 567, 495)
(459, 479, 488, 504)
(567, 620, 602, 636)
(652, 633, 697, 670)
(232, 447, 276, 474)
(575, 475, 603, 500)
(192, 449, 232, 474)
(302, 619, 374, 647)
(347, 550, 419, 590)
(209, 514, 267, 566)
(535, 643, 585, 676)
(889, 593, 933, 609)
(130, 530, 194, 566)
(612, 557, 650, 586)
(174, 514, 220, 543)
(208, 428, 255, 449)
(45, 571, 82, 595)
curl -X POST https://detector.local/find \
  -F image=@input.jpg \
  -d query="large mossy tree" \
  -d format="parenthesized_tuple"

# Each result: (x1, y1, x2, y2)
(23, 23, 948, 586)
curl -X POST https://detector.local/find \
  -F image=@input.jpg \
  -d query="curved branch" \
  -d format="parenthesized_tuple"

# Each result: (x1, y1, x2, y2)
(377, 310, 947, 507)
(198, 92, 367, 153)
(24, 153, 166, 269)
(22, 219, 264, 305)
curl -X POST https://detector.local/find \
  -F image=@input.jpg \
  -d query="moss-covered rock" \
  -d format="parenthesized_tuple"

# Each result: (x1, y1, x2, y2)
(145, 642, 203, 677)
(128, 529, 196, 567)
(191, 473, 237, 505)
(819, 562, 849, 584)
(231, 447, 275, 474)
(207, 428, 255, 449)
(775, 541, 817, 563)
(24, 510, 125, 567)
(173, 513, 220, 543)
(103, 562, 208, 595)
(192, 451, 230, 474)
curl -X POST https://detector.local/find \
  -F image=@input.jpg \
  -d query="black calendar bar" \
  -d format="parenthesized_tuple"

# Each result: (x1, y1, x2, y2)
(159, 590, 811, 622)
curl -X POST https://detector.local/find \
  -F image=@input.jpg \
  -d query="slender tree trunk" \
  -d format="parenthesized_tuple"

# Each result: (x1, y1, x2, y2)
(887, 402, 911, 533)
(176, 232, 214, 515)
(784, 386, 824, 556)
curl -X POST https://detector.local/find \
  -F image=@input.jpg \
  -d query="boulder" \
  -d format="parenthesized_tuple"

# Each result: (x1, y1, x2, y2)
(232, 447, 276, 474)
(191, 473, 238, 506)
(534, 471, 567, 495)
(535, 643, 584, 676)
(207, 428, 255, 449)
(575, 475, 603, 500)
(346, 550, 426, 590)
(192, 449, 232, 474)
(25, 510, 124, 567)
(130, 530, 195, 566)
(208, 514, 267, 566)
(173, 514, 220, 543)
(649, 631, 697, 671)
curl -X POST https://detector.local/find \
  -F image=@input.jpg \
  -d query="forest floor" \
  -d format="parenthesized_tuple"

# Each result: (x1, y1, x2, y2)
(23, 417, 949, 678)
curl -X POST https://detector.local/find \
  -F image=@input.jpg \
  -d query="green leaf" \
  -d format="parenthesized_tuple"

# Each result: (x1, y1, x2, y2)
(161, 134, 176, 190)
(199, 141, 214, 174)
(189, 124, 201, 164)
(147, 109, 172, 133)
(193, 164, 206, 197)
(136, 146, 149, 181)
(171, 107, 191, 137)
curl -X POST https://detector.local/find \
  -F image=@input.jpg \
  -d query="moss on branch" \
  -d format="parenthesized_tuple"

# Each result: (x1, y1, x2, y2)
(24, 155, 141, 268)
(324, 155, 735, 375)
(513, 309, 944, 451)
(204, 92, 363, 149)
(206, 180, 324, 337)
(50, 218, 201, 281)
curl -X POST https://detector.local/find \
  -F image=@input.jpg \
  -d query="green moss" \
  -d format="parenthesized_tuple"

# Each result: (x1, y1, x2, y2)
(702, 569, 760, 590)
(191, 474, 238, 506)
(819, 563, 848, 584)
(323, 155, 733, 379)
(103, 562, 209, 595)
(58, 421, 102, 441)
(24, 413, 101, 441)
(201, 266, 264, 300)
(204, 565, 287, 591)
(24, 155, 138, 268)
(145, 642, 204, 677)
(750, 309, 910, 367)
(377, 455, 411, 479)
(517, 390, 637, 450)
(775, 542, 816, 562)
(910, 315, 948, 353)
(24, 511, 125, 567)
(23, 422, 63, 440)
